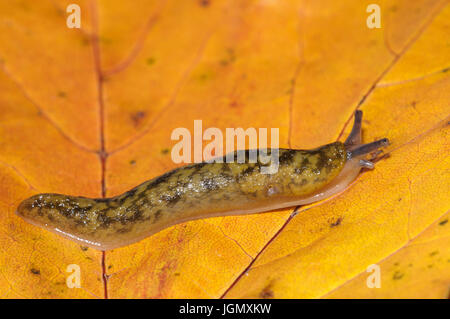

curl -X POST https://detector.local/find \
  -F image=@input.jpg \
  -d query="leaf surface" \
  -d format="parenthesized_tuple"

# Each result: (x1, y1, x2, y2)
(0, 0, 448, 298)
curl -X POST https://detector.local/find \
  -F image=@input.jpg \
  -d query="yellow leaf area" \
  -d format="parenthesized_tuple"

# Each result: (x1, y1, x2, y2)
(0, 0, 448, 299)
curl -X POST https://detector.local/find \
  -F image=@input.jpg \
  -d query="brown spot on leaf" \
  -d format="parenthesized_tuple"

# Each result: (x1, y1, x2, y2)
(393, 271, 404, 280)
(199, 0, 210, 7)
(260, 286, 274, 299)
(30, 268, 40, 275)
(220, 48, 236, 66)
(80, 36, 90, 46)
(131, 111, 146, 127)
(439, 219, 448, 226)
(229, 100, 238, 108)
(331, 217, 342, 227)
(429, 251, 438, 257)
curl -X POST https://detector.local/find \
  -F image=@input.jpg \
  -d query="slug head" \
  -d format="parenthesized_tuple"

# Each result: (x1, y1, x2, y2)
(344, 110, 389, 166)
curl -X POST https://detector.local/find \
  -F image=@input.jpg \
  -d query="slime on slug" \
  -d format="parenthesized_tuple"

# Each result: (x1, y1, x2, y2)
(16, 111, 389, 250)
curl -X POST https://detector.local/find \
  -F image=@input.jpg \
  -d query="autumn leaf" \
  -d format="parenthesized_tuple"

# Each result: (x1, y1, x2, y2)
(0, 0, 449, 299)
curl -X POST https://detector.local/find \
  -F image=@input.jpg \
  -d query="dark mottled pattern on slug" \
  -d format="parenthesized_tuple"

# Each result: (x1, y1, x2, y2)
(17, 142, 346, 248)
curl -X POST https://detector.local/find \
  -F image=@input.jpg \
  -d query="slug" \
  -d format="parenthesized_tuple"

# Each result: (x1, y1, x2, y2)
(16, 111, 389, 250)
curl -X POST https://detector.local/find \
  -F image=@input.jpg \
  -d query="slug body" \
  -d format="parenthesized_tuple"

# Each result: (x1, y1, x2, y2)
(16, 111, 389, 250)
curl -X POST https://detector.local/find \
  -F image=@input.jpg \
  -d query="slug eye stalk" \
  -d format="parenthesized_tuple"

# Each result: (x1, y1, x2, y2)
(344, 110, 390, 167)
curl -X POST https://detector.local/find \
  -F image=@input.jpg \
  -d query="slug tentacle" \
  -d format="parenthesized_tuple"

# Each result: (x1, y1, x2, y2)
(344, 110, 363, 148)
(16, 111, 389, 250)
(343, 110, 389, 168)
(359, 159, 375, 169)
(348, 138, 389, 158)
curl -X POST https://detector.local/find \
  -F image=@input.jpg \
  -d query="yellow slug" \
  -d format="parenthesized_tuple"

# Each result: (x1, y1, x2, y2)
(16, 111, 388, 250)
